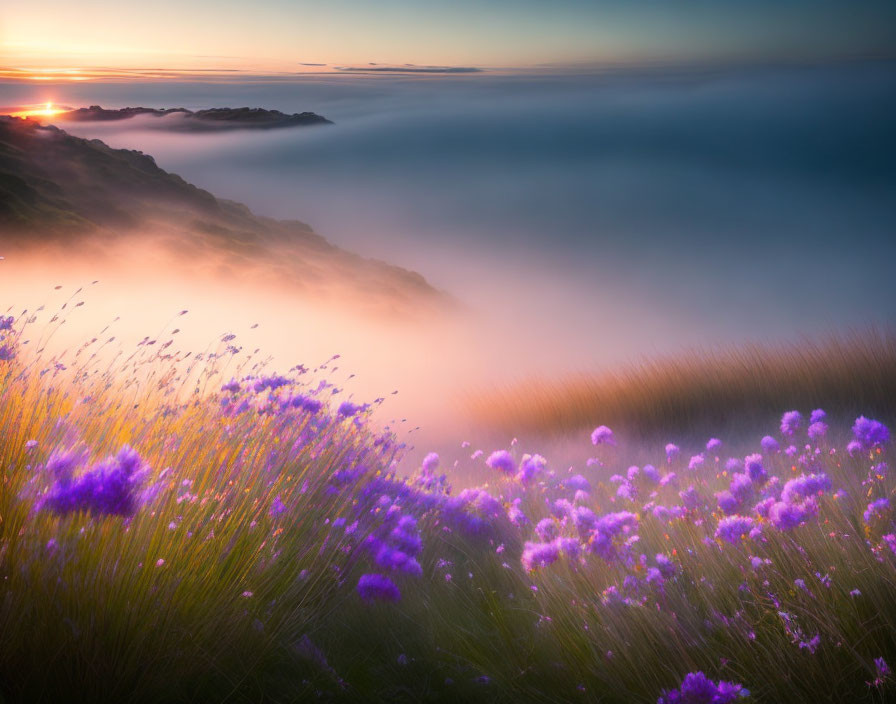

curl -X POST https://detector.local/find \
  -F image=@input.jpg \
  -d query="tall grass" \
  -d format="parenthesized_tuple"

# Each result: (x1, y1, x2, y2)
(469, 330, 896, 439)
(1, 309, 894, 702)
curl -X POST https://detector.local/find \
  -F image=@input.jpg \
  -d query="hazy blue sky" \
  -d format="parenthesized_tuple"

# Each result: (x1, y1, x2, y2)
(3, 1, 895, 73)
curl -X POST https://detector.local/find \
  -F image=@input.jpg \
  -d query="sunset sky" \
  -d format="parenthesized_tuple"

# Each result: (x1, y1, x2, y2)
(3, 0, 895, 77)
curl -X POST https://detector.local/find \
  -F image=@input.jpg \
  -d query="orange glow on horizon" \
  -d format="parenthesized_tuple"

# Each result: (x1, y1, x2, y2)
(8, 102, 67, 119)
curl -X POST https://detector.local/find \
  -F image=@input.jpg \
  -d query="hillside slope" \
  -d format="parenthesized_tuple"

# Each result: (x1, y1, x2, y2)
(0, 116, 446, 314)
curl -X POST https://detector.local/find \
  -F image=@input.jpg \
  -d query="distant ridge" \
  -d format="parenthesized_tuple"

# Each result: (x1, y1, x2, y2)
(54, 105, 333, 131)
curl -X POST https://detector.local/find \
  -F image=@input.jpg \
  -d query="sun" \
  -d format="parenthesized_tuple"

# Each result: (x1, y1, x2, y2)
(9, 102, 66, 119)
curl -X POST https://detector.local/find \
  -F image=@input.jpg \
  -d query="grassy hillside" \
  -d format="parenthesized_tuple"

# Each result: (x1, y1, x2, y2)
(0, 116, 445, 315)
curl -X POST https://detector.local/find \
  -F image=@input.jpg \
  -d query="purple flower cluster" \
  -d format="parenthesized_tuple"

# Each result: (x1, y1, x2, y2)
(768, 499, 818, 531)
(715, 516, 754, 544)
(780, 473, 831, 504)
(587, 511, 639, 562)
(666, 443, 681, 463)
(252, 374, 291, 393)
(780, 410, 803, 437)
(658, 671, 749, 703)
(0, 314, 14, 360)
(517, 453, 546, 485)
(591, 425, 616, 446)
(38, 445, 150, 517)
(864, 498, 890, 524)
(337, 400, 367, 417)
(852, 416, 890, 450)
(486, 450, 515, 474)
(872, 657, 891, 686)
(281, 393, 324, 415)
(356, 573, 401, 602)
(760, 435, 780, 454)
(706, 438, 723, 453)
(521, 540, 563, 571)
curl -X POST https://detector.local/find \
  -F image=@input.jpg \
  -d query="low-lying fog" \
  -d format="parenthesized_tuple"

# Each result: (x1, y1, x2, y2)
(2, 60, 895, 462)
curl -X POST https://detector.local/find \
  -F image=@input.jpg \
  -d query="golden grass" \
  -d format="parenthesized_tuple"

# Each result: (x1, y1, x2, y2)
(470, 329, 896, 438)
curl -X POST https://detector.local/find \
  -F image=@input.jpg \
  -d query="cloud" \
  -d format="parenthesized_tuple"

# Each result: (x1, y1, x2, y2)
(334, 65, 483, 74)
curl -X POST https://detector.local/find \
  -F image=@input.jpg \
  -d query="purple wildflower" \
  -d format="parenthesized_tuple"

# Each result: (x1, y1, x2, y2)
(760, 435, 780, 454)
(725, 457, 744, 473)
(706, 438, 723, 453)
(517, 453, 545, 484)
(807, 421, 828, 441)
(853, 416, 890, 449)
(269, 494, 287, 517)
(809, 408, 826, 424)
(753, 496, 775, 518)
(666, 443, 680, 463)
(535, 518, 559, 541)
(884, 534, 896, 555)
(421, 452, 440, 473)
(521, 540, 561, 571)
(658, 671, 748, 704)
(0, 315, 13, 331)
(656, 553, 676, 579)
(616, 482, 636, 501)
(715, 515, 754, 544)
(507, 500, 528, 527)
(486, 450, 515, 474)
(371, 545, 422, 576)
(252, 374, 291, 393)
(642, 464, 660, 483)
(298, 396, 323, 414)
(744, 454, 766, 483)
(595, 511, 638, 536)
(591, 425, 616, 446)
(572, 506, 597, 535)
(864, 498, 889, 523)
(715, 491, 741, 515)
(565, 473, 591, 492)
(729, 473, 753, 501)
(680, 485, 702, 510)
(799, 634, 821, 653)
(337, 401, 364, 417)
(660, 472, 678, 488)
(780, 411, 803, 437)
(781, 473, 831, 503)
(221, 378, 241, 393)
(39, 445, 150, 517)
(872, 657, 891, 686)
(769, 500, 817, 530)
(357, 573, 401, 602)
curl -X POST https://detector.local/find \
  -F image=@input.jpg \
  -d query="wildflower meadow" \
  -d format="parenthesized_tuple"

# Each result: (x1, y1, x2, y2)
(0, 303, 894, 703)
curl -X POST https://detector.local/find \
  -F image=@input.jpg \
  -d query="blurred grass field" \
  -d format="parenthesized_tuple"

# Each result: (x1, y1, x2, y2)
(470, 330, 896, 440)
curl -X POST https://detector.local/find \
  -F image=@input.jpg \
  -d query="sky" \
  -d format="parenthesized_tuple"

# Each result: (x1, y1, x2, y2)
(2, 1, 896, 76)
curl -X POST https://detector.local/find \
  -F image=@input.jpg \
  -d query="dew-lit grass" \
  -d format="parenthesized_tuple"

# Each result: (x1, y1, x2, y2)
(1, 304, 894, 703)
